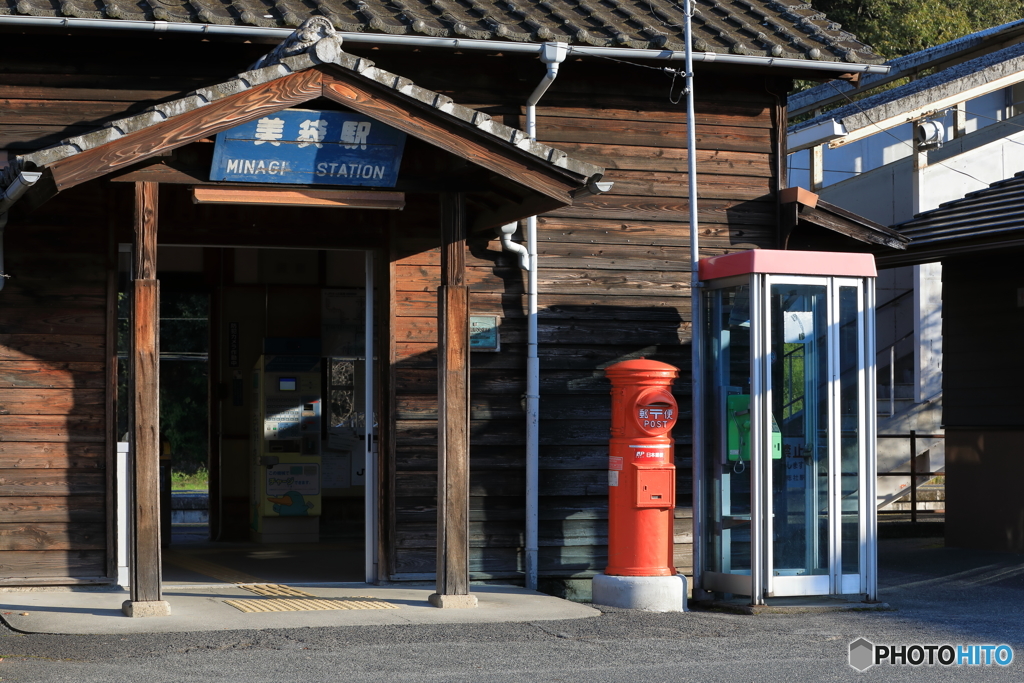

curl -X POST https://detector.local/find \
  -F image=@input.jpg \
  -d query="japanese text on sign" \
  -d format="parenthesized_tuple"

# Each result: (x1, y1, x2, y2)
(211, 109, 407, 187)
(637, 405, 675, 430)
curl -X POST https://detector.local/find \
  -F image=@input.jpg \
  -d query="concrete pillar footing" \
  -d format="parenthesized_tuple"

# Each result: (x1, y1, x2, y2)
(428, 593, 478, 609)
(122, 600, 172, 617)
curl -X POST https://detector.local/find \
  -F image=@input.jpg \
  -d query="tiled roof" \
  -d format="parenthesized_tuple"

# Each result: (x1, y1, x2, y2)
(790, 19, 1024, 117)
(877, 170, 1024, 266)
(0, 18, 604, 191)
(791, 41, 1024, 137)
(0, 0, 883, 64)
(895, 171, 1024, 248)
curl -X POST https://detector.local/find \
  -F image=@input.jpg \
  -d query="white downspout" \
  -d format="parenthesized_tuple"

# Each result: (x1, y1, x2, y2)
(523, 42, 567, 592)
(497, 223, 530, 271)
(683, 0, 706, 599)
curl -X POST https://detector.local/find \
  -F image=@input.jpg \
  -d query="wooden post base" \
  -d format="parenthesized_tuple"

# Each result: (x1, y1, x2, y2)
(428, 593, 478, 609)
(121, 600, 172, 617)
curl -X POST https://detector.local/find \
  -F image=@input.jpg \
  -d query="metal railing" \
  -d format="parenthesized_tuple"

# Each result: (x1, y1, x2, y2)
(877, 430, 945, 523)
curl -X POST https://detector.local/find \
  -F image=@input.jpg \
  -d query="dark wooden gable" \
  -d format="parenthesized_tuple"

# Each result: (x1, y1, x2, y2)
(16, 62, 601, 232)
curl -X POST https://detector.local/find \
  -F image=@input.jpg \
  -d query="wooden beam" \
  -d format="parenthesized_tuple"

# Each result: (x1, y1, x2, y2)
(127, 181, 165, 612)
(110, 160, 210, 185)
(48, 70, 323, 192)
(799, 205, 907, 250)
(319, 70, 578, 206)
(191, 186, 405, 209)
(430, 192, 475, 607)
(134, 182, 158, 280)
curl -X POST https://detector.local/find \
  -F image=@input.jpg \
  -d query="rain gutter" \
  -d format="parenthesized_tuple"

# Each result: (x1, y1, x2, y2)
(0, 16, 890, 75)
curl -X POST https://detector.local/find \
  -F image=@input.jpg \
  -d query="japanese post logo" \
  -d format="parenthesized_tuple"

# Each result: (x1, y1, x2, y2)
(634, 391, 677, 435)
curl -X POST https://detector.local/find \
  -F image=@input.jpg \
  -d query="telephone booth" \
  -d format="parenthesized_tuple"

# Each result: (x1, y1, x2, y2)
(695, 250, 878, 604)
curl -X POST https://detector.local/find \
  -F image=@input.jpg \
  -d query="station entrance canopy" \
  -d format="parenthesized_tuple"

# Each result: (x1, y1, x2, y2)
(0, 17, 605, 228)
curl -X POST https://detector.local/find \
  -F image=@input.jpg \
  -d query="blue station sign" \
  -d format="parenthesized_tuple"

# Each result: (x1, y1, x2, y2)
(210, 109, 407, 187)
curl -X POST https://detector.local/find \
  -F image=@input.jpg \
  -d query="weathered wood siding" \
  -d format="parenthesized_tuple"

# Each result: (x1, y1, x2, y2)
(0, 37, 786, 586)
(387, 67, 784, 584)
(0, 186, 112, 583)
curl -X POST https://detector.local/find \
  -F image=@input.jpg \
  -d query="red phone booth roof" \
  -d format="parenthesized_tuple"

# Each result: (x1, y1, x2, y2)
(698, 249, 877, 281)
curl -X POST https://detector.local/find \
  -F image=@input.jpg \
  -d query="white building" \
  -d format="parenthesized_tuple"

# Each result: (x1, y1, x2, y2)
(786, 20, 1024, 509)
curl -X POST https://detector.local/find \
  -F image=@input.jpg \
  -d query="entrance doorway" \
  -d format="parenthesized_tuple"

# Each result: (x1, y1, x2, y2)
(117, 245, 379, 586)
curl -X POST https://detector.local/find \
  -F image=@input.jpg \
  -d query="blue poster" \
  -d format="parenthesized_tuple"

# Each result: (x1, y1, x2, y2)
(210, 109, 407, 187)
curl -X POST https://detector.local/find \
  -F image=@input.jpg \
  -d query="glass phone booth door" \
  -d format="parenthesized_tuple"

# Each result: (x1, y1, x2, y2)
(697, 251, 878, 605)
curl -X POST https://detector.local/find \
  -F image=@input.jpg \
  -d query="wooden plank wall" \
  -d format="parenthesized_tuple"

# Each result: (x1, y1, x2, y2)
(0, 185, 112, 583)
(941, 253, 1024, 428)
(387, 72, 783, 585)
(0, 37, 784, 587)
(0, 34, 266, 583)
(0, 35, 263, 152)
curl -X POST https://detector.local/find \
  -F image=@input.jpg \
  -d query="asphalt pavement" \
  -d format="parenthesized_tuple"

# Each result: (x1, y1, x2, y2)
(2, 535, 1023, 682)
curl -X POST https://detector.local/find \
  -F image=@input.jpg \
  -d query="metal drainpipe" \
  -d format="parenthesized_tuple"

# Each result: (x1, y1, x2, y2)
(683, 0, 706, 599)
(0, 17, 891, 77)
(0, 171, 42, 292)
(521, 42, 567, 592)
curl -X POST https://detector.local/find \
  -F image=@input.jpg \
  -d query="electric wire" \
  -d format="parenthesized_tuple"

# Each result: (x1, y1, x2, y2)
(960, 109, 1024, 149)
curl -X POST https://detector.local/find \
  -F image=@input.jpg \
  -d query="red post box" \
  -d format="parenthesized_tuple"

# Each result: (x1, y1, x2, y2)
(605, 359, 679, 577)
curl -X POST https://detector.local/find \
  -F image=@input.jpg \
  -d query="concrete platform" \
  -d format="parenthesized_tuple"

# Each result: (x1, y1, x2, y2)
(0, 583, 599, 635)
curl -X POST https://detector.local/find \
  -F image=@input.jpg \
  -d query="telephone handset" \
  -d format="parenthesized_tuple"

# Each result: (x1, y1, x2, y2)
(725, 393, 782, 463)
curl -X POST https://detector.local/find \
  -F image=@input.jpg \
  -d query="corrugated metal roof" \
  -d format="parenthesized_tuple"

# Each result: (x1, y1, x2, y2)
(0, 18, 604, 191)
(0, 0, 882, 63)
(895, 171, 1024, 248)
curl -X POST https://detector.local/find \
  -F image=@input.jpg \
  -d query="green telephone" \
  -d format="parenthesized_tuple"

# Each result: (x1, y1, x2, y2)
(725, 394, 782, 462)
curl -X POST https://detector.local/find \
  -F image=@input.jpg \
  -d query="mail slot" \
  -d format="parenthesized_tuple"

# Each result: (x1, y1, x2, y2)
(604, 358, 679, 577)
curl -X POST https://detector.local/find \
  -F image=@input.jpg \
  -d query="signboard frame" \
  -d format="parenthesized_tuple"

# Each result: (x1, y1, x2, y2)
(211, 108, 407, 187)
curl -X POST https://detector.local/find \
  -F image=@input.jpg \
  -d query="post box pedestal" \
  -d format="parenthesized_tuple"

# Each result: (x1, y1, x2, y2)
(593, 573, 687, 613)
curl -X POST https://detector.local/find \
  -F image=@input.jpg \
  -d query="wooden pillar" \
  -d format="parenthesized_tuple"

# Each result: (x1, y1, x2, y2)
(123, 181, 170, 617)
(429, 193, 476, 609)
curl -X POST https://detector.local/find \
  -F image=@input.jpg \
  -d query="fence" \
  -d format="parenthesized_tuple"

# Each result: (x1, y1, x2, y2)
(877, 429, 945, 523)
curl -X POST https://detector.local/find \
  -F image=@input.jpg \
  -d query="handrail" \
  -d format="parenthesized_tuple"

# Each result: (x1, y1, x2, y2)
(876, 330, 915, 359)
(876, 288, 913, 313)
(877, 430, 945, 522)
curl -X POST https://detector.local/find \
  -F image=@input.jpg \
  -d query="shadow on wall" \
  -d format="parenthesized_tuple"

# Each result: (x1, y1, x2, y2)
(0, 184, 112, 583)
(385, 229, 691, 591)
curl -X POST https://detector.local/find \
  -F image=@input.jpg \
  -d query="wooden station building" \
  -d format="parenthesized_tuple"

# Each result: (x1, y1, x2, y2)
(0, 1, 894, 605)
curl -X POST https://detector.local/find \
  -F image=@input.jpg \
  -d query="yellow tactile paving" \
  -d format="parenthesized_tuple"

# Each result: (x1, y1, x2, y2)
(163, 551, 265, 584)
(240, 584, 315, 597)
(223, 597, 399, 613)
(163, 550, 397, 614)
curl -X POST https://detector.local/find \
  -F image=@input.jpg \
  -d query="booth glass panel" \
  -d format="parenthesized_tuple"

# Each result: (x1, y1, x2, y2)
(770, 283, 830, 579)
(839, 285, 861, 576)
(704, 284, 753, 581)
